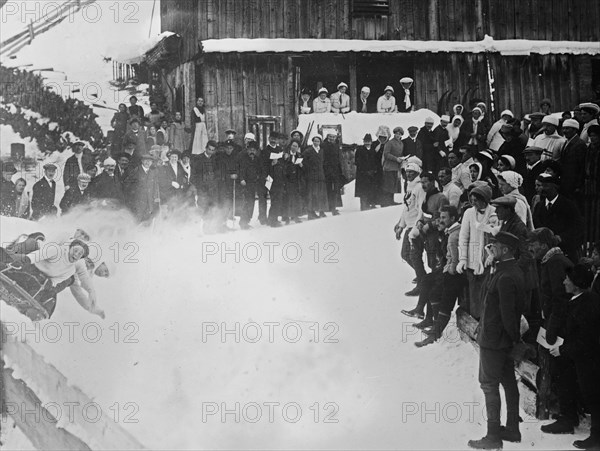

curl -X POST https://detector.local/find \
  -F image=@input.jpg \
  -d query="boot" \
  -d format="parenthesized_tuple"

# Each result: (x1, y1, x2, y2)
(499, 426, 521, 443)
(414, 334, 437, 348)
(318, 211, 327, 218)
(541, 416, 575, 434)
(467, 436, 502, 449)
(468, 423, 502, 449)
(413, 318, 433, 330)
(573, 435, 600, 449)
(405, 287, 421, 296)
(308, 211, 319, 220)
(401, 308, 424, 319)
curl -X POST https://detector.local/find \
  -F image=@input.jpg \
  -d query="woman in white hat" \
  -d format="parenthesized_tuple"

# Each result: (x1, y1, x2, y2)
(312, 87, 331, 113)
(486, 109, 514, 151)
(358, 86, 372, 113)
(377, 86, 397, 113)
(398, 77, 414, 112)
(533, 115, 566, 161)
(330, 82, 350, 113)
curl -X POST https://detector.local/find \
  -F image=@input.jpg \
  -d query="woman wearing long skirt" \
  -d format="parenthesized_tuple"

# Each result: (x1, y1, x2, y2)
(302, 135, 328, 219)
(191, 97, 208, 154)
(283, 140, 304, 223)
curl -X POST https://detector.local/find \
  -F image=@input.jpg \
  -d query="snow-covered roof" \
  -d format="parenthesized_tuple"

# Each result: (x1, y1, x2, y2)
(201, 34, 600, 56)
(111, 31, 177, 65)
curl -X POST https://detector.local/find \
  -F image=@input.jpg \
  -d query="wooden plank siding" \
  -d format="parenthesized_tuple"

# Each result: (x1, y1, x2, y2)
(162, 0, 600, 62)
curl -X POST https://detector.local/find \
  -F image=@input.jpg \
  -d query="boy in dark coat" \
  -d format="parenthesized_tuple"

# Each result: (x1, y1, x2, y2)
(354, 134, 379, 210)
(31, 163, 58, 220)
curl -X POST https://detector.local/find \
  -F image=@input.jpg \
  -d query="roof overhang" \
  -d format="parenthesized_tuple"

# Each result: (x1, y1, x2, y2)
(200, 34, 600, 56)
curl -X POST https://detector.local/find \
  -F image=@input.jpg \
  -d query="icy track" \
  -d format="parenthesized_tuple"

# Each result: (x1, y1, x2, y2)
(0, 191, 586, 450)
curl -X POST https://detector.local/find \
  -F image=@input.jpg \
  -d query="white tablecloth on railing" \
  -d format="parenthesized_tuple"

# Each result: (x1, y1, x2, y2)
(296, 109, 441, 145)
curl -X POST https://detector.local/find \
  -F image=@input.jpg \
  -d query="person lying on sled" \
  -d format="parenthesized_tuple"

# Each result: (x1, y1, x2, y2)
(7, 239, 100, 318)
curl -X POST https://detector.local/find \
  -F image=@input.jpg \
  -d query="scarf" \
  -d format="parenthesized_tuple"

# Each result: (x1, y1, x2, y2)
(403, 88, 411, 109)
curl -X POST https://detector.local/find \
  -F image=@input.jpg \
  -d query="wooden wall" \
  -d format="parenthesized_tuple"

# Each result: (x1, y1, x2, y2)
(161, 0, 600, 61)
(189, 52, 590, 140)
(199, 54, 295, 140)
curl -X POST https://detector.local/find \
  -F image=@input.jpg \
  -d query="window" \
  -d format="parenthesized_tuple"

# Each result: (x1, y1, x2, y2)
(352, 0, 390, 17)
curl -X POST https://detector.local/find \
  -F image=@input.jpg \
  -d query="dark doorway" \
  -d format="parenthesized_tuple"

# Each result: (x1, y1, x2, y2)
(296, 54, 350, 97)
(356, 53, 415, 109)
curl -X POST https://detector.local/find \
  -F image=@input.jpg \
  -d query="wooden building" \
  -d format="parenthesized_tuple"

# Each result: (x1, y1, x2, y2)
(152, 0, 600, 145)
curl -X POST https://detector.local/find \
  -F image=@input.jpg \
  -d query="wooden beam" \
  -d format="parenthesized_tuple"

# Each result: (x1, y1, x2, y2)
(2, 366, 91, 451)
(349, 53, 358, 112)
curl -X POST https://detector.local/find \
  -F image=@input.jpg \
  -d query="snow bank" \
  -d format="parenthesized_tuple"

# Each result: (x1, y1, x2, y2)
(0, 194, 587, 449)
(297, 109, 440, 144)
(110, 31, 176, 65)
(202, 34, 600, 56)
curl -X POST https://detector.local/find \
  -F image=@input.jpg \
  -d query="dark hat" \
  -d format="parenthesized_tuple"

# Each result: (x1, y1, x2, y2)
(477, 150, 494, 161)
(181, 151, 192, 159)
(1, 161, 18, 174)
(527, 227, 559, 247)
(523, 146, 544, 154)
(470, 183, 493, 203)
(536, 172, 560, 185)
(407, 126, 419, 132)
(116, 152, 132, 160)
(491, 195, 517, 208)
(72, 141, 86, 147)
(247, 141, 259, 150)
(167, 149, 182, 158)
(43, 162, 57, 170)
(224, 128, 236, 135)
(363, 133, 373, 141)
(300, 88, 312, 96)
(140, 153, 154, 160)
(565, 264, 594, 290)
(540, 98, 552, 107)
(500, 124, 513, 134)
(490, 231, 520, 250)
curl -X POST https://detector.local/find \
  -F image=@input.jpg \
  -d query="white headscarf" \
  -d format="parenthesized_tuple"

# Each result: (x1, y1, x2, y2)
(499, 170, 523, 190)
(447, 115, 464, 142)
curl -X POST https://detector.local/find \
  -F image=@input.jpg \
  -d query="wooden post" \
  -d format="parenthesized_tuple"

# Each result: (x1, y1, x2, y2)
(428, 0, 439, 40)
(349, 53, 357, 112)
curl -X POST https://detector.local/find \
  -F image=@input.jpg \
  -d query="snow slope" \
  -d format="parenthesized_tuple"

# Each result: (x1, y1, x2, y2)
(0, 192, 589, 450)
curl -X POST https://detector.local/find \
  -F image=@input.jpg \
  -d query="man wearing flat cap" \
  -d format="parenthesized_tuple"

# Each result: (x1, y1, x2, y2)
(533, 115, 566, 161)
(468, 231, 524, 449)
(532, 173, 584, 263)
(578, 102, 600, 143)
(30, 163, 58, 220)
(330, 82, 350, 114)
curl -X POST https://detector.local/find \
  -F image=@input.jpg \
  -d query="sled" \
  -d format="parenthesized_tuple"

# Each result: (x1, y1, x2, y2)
(0, 263, 50, 322)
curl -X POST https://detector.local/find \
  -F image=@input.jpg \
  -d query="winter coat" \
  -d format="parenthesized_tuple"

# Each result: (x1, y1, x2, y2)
(477, 259, 525, 349)
(559, 135, 587, 199)
(123, 166, 160, 221)
(382, 137, 404, 172)
(417, 127, 437, 173)
(330, 92, 350, 113)
(354, 145, 379, 198)
(59, 186, 90, 213)
(321, 141, 344, 184)
(458, 205, 498, 274)
(159, 162, 188, 204)
(533, 131, 567, 161)
(169, 122, 188, 152)
(398, 176, 425, 229)
(63, 153, 92, 189)
(442, 182, 462, 208)
(376, 95, 396, 113)
(538, 247, 573, 344)
(30, 177, 57, 220)
(443, 222, 461, 274)
(499, 213, 537, 291)
(302, 145, 328, 212)
(559, 291, 600, 364)
(532, 195, 584, 263)
(312, 97, 331, 113)
(401, 137, 423, 161)
(89, 172, 122, 201)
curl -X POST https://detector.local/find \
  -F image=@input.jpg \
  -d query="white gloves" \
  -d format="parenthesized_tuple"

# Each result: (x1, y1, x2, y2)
(171, 181, 180, 189)
(456, 261, 467, 274)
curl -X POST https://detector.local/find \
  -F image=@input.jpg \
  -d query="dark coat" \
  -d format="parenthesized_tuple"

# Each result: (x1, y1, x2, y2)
(30, 178, 57, 220)
(193, 153, 219, 189)
(559, 136, 587, 199)
(59, 186, 90, 213)
(477, 259, 525, 349)
(538, 249, 573, 344)
(63, 152, 92, 189)
(238, 153, 264, 185)
(354, 145, 379, 198)
(128, 104, 145, 119)
(401, 137, 423, 161)
(0, 179, 16, 216)
(89, 171, 122, 201)
(523, 160, 544, 203)
(122, 129, 148, 160)
(321, 141, 344, 184)
(500, 213, 538, 291)
(302, 146, 328, 212)
(283, 154, 304, 217)
(417, 127, 437, 173)
(123, 166, 160, 222)
(532, 195, 584, 262)
(159, 162, 188, 204)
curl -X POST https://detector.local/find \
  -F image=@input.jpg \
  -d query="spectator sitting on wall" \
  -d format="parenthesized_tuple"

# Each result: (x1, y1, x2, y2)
(358, 86, 372, 113)
(377, 86, 397, 113)
(312, 88, 331, 113)
(299, 88, 312, 114)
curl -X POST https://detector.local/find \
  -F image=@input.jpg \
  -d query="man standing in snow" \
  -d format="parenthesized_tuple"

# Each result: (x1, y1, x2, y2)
(468, 232, 524, 450)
